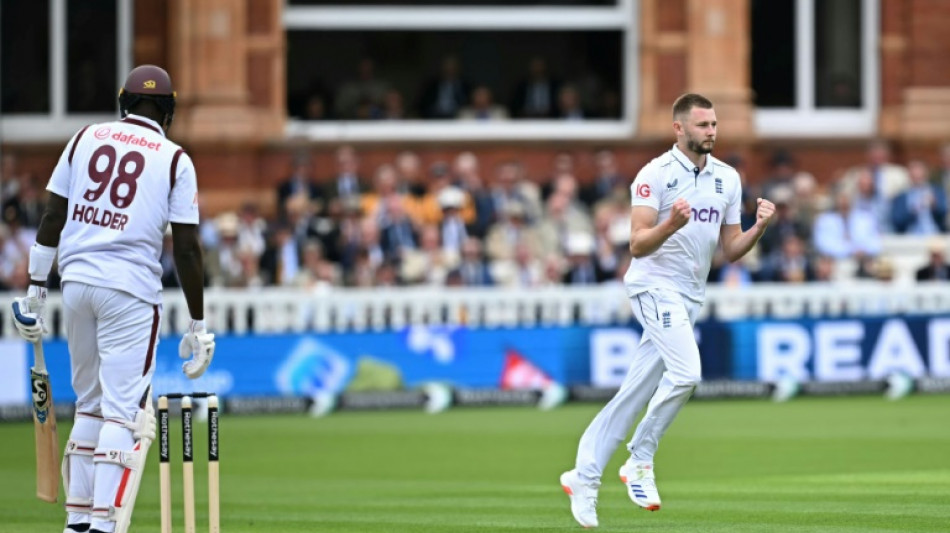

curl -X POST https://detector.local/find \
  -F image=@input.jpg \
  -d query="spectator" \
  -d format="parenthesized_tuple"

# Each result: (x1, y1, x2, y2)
(484, 200, 544, 262)
(580, 149, 627, 208)
(759, 235, 815, 283)
(851, 168, 891, 232)
(401, 224, 459, 286)
(1, 174, 44, 228)
(753, 186, 808, 257)
(454, 153, 494, 238)
(415, 164, 474, 227)
(303, 94, 328, 120)
(236, 202, 268, 258)
(293, 240, 339, 289)
(395, 151, 425, 197)
(561, 233, 606, 285)
(536, 184, 593, 258)
(454, 237, 493, 286)
(325, 145, 366, 204)
(259, 223, 301, 287)
(362, 163, 403, 224)
(419, 56, 470, 119)
(916, 238, 950, 281)
(813, 190, 881, 260)
(891, 160, 947, 235)
(510, 57, 559, 118)
(839, 139, 909, 202)
(760, 150, 798, 201)
(436, 186, 470, 256)
(458, 85, 509, 121)
(334, 57, 390, 120)
(490, 161, 543, 224)
(492, 241, 545, 288)
(932, 143, 950, 209)
(379, 195, 418, 263)
(276, 152, 322, 220)
(556, 85, 585, 120)
(376, 89, 407, 120)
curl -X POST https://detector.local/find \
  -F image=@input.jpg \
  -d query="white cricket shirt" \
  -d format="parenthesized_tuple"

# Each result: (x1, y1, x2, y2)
(623, 144, 742, 303)
(47, 114, 200, 304)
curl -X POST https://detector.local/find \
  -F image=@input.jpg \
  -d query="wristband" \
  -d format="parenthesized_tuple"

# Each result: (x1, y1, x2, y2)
(28, 243, 57, 282)
(190, 319, 206, 333)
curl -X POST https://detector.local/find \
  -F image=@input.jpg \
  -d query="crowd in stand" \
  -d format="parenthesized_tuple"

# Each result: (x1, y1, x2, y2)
(292, 56, 621, 121)
(2, 140, 950, 294)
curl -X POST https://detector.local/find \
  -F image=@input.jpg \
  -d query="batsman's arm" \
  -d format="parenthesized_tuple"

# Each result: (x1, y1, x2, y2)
(171, 223, 204, 321)
(28, 193, 69, 286)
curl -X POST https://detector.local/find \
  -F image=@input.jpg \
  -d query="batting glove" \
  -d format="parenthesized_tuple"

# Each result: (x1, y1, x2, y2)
(11, 285, 48, 343)
(179, 319, 215, 379)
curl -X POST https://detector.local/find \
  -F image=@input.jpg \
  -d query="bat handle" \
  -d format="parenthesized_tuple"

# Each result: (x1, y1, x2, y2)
(32, 341, 46, 371)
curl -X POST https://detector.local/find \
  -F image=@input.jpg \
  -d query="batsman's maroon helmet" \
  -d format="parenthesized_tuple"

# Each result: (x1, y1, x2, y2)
(117, 65, 177, 127)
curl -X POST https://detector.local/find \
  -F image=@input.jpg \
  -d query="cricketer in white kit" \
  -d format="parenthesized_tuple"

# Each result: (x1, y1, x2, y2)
(560, 93, 775, 528)
(11, 65, 216, 533)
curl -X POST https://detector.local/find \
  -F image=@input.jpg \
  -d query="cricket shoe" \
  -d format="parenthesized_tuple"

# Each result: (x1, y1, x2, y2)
(618, 460, 661, 511)
(560, 469, 599, 528)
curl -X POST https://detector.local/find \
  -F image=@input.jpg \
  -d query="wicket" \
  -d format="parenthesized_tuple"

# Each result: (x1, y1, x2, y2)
(158, 393, 220, 533)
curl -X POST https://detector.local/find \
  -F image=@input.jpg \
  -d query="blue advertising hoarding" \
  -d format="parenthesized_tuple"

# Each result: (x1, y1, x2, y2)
(2, 315, 948, 405)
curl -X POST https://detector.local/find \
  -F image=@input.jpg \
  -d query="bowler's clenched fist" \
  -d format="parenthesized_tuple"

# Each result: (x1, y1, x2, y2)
(668, 198, 691, 231)
(755, 197, 775, 227)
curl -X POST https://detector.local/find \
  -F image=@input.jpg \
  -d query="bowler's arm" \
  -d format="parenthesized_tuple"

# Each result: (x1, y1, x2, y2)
(720, 201, 775, 263)
(628, 206, 678, 259)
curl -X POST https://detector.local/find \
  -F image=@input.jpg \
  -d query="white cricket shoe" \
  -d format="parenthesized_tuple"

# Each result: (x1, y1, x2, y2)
(618, 460, 661, 511)
(560, 469, 599, 528)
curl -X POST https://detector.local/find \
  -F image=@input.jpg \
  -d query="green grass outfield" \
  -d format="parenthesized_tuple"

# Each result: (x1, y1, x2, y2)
(2, 395, 949, 532)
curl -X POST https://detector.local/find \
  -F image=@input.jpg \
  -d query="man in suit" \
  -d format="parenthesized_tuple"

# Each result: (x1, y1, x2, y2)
(277, 152, 322, 220)
(917, 239, 950, 281)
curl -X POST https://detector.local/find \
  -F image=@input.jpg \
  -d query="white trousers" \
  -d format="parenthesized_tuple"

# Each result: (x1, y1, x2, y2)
(63, 281, 160, 421)
(575, 288, 702, 483)
(62, 281, 160, 531)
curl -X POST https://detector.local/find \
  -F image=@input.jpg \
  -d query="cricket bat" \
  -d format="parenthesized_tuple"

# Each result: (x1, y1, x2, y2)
(31, 340, 60, 503)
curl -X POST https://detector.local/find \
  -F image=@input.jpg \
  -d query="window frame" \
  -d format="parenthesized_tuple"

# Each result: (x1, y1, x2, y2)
(283, 0, 639, 141)
(0, 0, 133, 143)
(754, 0, 879, 138)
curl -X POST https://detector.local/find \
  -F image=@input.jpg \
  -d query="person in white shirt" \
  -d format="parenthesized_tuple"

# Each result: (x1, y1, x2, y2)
(10, 65, 215, 533)
(560, 93, 775, 528)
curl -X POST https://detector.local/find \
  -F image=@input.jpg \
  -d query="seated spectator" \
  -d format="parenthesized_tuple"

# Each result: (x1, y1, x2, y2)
(458, 86, 509, 121)
(759, 235, 814, 283)
(812, 255, 836, 282)
(489, 161, 543, 224)
(294, 240, 339, 289)
(536, 186, 593, 258)
(454, 237, 493, 286)
(376, 89, 407, 120)
(510, 57, 559, 119)
(851, 168, 891, 232)
(580, 149, 627, 208)
(491, 241, 545, 288)
(362, 163, 403, 224)
(334, 57, 390, 120)
(556, 85, 585, 120)
(277, 151, 322, 220)
(454, 153, 494, 238)
(561, 233, 608, 285)
(891, 160, 947, 235)
(379, 195, 418, 263)
(436, 186, 470, 256)
(916, 238, 950, 281)
(259, 222, 301, 287)
(813, 191, 881, 259)
(839, 139, 909, 202)
(751, 186, 808, 257)
(325, 145, 367, 204)
(760, 150, 798, 201)
(401, 224, 460, 286)
(484, 201, 545, 262)
(395, 151, 425, 197)
(419, 55, 470, 119)
(303, 94, 328, 120)
(2, 174, 44, 228)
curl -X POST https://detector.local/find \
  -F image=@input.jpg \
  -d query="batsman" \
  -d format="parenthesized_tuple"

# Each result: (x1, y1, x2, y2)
(10, 65, 216, 533)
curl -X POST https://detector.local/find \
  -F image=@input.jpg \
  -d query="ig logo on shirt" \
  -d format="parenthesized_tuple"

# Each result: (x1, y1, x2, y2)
(636, 184, 651, 198)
